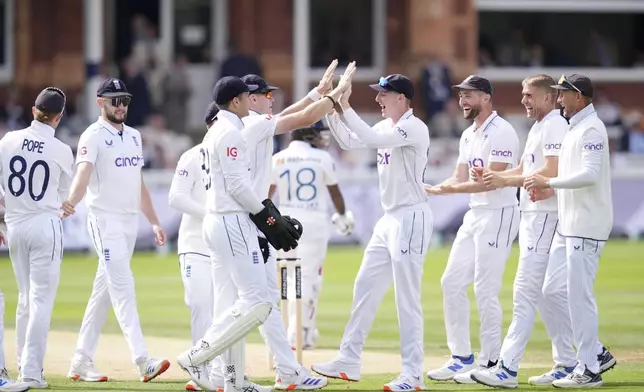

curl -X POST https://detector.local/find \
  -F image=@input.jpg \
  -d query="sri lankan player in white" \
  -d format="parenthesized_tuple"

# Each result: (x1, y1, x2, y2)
(0, 87, 72, 391)
(168, 102, 220, 392)
(425, 75, 520, 384)
(311, 72, 433, 392)
(468, 74, 576, 388)
(269, 123, 353, 350)
(61, 78, 171, 384)
(525, 74, 616, 388)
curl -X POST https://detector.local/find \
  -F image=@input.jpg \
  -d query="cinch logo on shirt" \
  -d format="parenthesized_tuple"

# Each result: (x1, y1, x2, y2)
(583, 142, 604, 151)
(491, 150, 513, 157)
(544, 143, 561, 150)
(468, 158, 484, 168)
(115, 155, 143, 167)
(377, 152, 391, 165)
(177, 169, 189, 177)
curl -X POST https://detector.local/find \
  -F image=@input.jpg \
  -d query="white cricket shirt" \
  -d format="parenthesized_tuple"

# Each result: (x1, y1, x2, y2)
(271, 140, 338, 217)
(457, 111, 520, 209)
(550, 104, 613, 241)
(520, 110, 568, 212)
(242, 110, 277, 198)
(76, 117, 144, 215)
(325, 108, 429, 212)
(0, 121, 74, 225)
(201, 110, 264, 215)
(169, 144, 208, 255)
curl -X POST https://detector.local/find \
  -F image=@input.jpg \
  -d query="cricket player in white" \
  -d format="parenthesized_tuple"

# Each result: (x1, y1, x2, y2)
(0, 87, 73, 390)
(168, 102, 220, 392)
(269, 122, 353, 349)
(425, 75, 520, 384)
(467, 74, 576, 388)
(61, 78, 171, 384)
(525, 74, 616, 389)
(311, 72, 433, 392)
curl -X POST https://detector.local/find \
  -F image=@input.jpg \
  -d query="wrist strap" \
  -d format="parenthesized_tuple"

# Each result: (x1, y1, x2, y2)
(323, 95, 342, 112)
(307, 88, 321, 101)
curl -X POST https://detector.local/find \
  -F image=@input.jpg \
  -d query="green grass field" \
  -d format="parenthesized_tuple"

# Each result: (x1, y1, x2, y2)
(1, 240, 643, 391)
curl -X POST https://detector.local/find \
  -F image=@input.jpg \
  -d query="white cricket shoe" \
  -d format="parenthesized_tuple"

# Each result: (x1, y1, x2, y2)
(67, 358, 108, 382)
(137, 357, 170, 382)
(311, 359, 360, 382)
(16, 378, 46, 390)
(0, 369, 30, 392)
(528, 365, 576, 386)
(275, 367, 328, 390)
(177, 353, 218, 392)
(224, 377, 272, 392)
(426, 355, 477, 381)
(185, 380, 202, 391)
(470, 363, 518, 389)
(383, 374, 425, 391)
(552, 368, 603, 389)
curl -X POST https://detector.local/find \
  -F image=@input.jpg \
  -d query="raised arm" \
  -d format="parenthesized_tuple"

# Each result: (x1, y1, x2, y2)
(278, 59, 338, 117)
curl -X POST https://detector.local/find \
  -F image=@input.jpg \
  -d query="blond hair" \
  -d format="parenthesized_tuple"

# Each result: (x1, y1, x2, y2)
(522, 74, 556, 94)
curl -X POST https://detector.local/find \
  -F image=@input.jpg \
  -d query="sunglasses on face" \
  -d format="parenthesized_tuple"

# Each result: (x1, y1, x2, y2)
(104, 96, 131, 107)
(253, 91, 273, 99)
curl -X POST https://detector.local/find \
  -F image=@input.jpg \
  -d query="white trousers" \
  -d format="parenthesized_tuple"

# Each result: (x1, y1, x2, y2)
(7, 214, 63, 380)
(442, 206, 519, 365)
(286, 221, 329, 346)
(546, 232, 605, 375)
(179, 253, 214, 345)
(74, 212, 149, 364)
(337, 204, 433, 378)
(500, 212, 576, 371)
(196, 214, 272, 374)
(0, 290, 6, 370)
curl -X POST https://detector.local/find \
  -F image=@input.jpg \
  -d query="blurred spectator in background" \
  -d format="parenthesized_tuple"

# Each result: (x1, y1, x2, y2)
(160, 54, 193, 134)
(218, 41, 262, 78)
(498, 28, 531, 66)
(428, 98, 470, 138)
(420, 54, 452, 125)
(594, 89, 622, 126)
(587, 29, 618, 67)
(121, 57, 152, 127)
(622, 111, 644, 153)
(528, 44, 545, 67)
(0, 88, 29, 131)
(140, 112, 192, 169)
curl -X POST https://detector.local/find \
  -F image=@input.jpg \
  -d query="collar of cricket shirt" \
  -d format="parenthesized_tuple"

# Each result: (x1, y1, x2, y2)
(474, 110, 498, 133)
(31, 120, 55, 137)
(249, 109, 262, 117)
(568, 103, 596, 129)
(217, 109, 245, 130)
(97, 116, 126, 136)
(539, 109, 562, 124)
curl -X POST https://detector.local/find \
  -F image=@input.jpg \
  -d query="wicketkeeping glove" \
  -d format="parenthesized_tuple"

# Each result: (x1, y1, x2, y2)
(332, 210, 355, 236)
(249, 199, 299, 251)
(283, 216, 303, 238)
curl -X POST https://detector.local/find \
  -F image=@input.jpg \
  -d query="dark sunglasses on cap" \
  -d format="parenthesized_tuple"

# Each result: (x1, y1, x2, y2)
(103, 96, 132, 108)
(378, 77, 403, 94)
(557, 75, 582, 94)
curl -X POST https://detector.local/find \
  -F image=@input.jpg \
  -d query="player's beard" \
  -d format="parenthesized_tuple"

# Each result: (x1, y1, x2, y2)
(465, 105, 481, 120)
(106, 110, 127, 124)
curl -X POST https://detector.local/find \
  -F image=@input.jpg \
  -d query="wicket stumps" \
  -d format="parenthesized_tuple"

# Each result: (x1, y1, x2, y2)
(267, 253, 302, 370)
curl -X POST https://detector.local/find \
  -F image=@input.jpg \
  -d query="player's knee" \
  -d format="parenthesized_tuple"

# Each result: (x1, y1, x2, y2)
(473, 280, 500, 301)
(440, 273, 462, 295)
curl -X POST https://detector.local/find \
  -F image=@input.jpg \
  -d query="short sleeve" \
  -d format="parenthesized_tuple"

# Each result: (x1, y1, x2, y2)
(488, 125, 519, 164)
(76, 130, 100, 165)
(173, 149, 199, 187)
(581, 128, 606, 156)
(457, 132, 468, 164)
(321, 153, 339, 186)
(216, 130, 248, 175)
(542, 117, 567, 157)
(270, 154, 281, 185)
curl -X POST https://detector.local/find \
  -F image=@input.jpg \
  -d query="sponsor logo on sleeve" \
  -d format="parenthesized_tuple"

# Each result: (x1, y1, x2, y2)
(583, 142, 604, 151)
(544, 143, 561, 150)
(395, 127, 408, 138)
(177, 168, 189, 177)
(491, 149, 513, 157)
(80, 146, 87, 155)
(226, 146, 238, 158)
(468, 158, 484, 168)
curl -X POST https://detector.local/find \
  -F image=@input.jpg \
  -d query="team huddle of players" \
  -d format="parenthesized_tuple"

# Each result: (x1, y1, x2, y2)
(0, 61, 615, 392)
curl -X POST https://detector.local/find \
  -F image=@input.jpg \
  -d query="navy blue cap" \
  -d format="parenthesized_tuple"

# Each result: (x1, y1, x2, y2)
(241, 74, 279, 93)
(551, 74, 594, 98)
(212, 76, 257, 105)
(369, 74, 415, 99)
(35, 87, 66, 114)
(452, 75, 493, 95)
(204, 102, 220, 125)
(97, 78, 132, 98)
